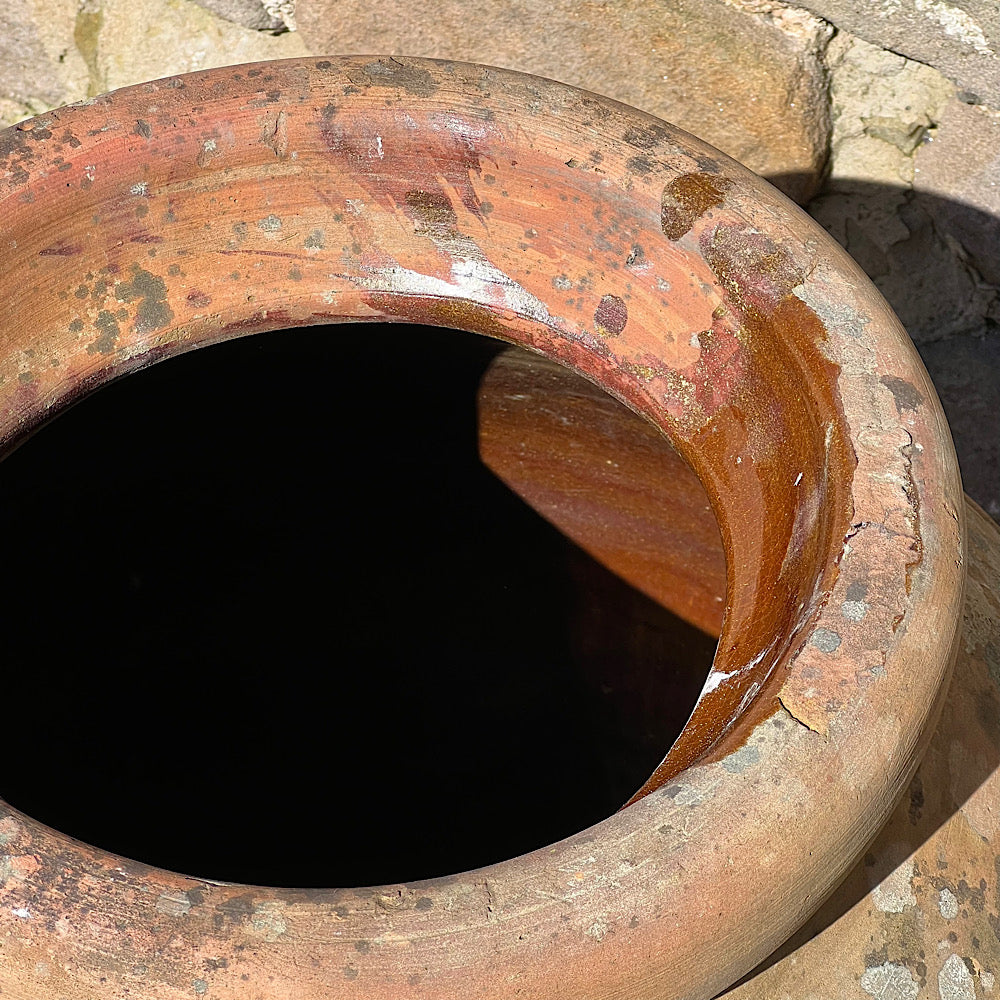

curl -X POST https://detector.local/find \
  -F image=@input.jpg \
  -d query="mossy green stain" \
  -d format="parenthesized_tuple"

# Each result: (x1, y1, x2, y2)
(73, 4, 103, 98)
(87, 311, 120, 354)
(304, 229, 325, 250)
(115, 264, 174, 335)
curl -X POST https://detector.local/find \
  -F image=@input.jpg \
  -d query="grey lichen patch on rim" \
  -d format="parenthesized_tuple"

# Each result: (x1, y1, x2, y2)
(721, 744, 761, 774)
(0, 817, 20, 847)
(859, 962, 919, 1000)
(938, 886, 959, 919)
(156, 890, 193, 918)
(881, 375, 925, 413)
(870, 862, 917, 913)
(659, 782, 713, 807)
(249, 900, 288, 941)
(304, 228, 325, 251)
(938, 953, 976, 1000)
(86, 310, 120, 354)
(811, 627, 842, 653)
(350, 59, 438, 98)
(841, 598, 868, 621)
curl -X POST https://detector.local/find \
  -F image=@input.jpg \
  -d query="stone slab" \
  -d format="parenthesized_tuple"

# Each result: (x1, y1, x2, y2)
(914, 96, 1000, 287)
(804, 35, 997, 346)
(0, 0, 89, 125)
(191, 0, 286, 31)
(809, 186, 996, 344)
(793, 0, 1000, 107)
(822, 33, 955, 190)
(295, 0, 834, 203)
(0, 0, 306, 128)
(96, 0, 306, 95)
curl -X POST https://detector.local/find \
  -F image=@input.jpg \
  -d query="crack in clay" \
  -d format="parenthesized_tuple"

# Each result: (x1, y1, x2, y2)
(482, 880, 496, 924)
(897, 430, 924, 595)
(775, 272, 935, 739)
(778, 698, 825, 736)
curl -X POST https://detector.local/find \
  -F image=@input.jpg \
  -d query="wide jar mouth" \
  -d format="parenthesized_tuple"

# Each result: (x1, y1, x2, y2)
(0, 321, 725, 887)
(0, 56, 964, 1000)
(0, 58, 855, 793)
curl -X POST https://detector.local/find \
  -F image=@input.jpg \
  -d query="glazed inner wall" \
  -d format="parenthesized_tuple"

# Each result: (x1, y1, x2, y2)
(478, 347, 728, 639)
(0, 63, 855, 791)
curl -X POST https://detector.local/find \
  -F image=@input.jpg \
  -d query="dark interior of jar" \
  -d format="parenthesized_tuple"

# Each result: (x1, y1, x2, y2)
(0, 322, 723, 887)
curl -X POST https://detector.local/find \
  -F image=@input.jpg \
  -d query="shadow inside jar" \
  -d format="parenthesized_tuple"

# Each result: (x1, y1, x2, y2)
(0, 323, 719, 888)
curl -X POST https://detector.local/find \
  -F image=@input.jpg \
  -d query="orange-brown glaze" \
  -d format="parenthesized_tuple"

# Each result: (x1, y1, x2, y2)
(477, 347, 727, 638)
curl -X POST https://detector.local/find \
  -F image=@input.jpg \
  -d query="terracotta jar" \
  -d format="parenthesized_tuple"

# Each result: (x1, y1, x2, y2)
(0, 57, 991, 998)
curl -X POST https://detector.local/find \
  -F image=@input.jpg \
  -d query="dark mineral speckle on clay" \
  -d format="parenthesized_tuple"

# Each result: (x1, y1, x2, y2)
(881, 375, 925, 413)
(353, 59, 438, 97)
(594, 293, 628, 335)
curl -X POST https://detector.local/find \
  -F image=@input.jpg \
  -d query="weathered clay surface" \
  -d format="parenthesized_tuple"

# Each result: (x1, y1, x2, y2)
(295, 0, 834, 203)
(791, 0, 1000, 106)
(726, 498, 1000, 996)
(479, 346, 1000, 991)
(0, 58, 963, 998)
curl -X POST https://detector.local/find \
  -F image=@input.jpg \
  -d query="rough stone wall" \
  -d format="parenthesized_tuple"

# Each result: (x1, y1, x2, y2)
(793, 0, 1000, 105)
(0, 0, 306, 124)
(809, 31, 1000, 516)
(0, 0, 997, 514)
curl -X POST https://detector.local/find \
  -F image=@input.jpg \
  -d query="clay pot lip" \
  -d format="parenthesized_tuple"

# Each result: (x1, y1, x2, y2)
(0, 57, 966, 998)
